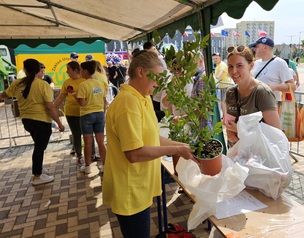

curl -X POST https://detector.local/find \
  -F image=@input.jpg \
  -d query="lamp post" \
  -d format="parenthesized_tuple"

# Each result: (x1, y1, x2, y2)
(299, 31, 304, 50)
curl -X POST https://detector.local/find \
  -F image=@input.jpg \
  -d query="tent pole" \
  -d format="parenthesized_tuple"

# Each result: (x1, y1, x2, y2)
(200, 7, 212, 77)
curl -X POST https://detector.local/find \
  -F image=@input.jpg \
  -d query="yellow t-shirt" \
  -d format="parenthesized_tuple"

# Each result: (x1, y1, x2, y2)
(60, 77, 86, 116)
(5, 77, 53, 123)
(102, 84, 161, 215)
(77, 78, 106, 116)
(215, 61, 229, 88)
(93, 71, 109, 92)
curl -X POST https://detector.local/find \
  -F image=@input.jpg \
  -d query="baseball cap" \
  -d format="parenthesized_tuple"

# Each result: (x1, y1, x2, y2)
(85, 54, 93, 61)
(70, 52, 78, 59)
(212, 52, 221, 56)
(249, 36, 274, 48)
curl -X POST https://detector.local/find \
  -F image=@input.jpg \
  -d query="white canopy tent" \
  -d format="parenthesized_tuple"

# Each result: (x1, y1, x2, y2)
(0, 0, 279, 73)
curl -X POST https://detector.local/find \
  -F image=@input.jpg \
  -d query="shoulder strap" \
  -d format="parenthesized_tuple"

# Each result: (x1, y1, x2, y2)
(234, 86, 240, 122)
(254, 56, 276, 79)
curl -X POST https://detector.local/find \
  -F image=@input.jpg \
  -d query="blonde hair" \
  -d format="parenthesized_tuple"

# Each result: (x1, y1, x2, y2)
(128, 50, 163, 78)
(95, 60, 106, 75)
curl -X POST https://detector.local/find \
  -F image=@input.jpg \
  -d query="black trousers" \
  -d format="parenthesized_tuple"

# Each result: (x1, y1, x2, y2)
(22, 119, 52, 175)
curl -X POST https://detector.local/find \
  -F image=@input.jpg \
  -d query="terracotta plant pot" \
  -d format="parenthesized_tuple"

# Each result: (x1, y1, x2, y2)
(192, 139, 223, 176)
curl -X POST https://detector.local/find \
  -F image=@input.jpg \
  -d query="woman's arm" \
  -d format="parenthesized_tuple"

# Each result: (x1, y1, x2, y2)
(53, 93, 66, 108)
(262, 110, 280, 129)
(124, 137, 194, 163)
(44, 101, 65, 131)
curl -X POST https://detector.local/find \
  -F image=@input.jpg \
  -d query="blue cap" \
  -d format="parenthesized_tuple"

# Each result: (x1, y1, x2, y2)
(85, 54, 93, 61)
(249, 37, 274, 48)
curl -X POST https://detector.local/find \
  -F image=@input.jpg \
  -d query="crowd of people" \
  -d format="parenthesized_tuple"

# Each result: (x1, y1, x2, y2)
(0, 35, 300, 237)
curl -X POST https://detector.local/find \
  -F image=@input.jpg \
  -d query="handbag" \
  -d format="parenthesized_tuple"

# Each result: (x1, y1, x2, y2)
(278, 84, 304, 141)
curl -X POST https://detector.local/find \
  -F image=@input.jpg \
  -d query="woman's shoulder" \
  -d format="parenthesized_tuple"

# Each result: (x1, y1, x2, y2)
(226, 85, 237, 94)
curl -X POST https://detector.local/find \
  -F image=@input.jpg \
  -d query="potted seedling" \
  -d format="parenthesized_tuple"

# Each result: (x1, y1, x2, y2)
(149, 32, 223, 176)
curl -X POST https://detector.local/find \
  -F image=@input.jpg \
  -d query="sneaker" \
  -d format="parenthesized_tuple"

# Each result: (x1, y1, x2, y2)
(77, 157, 84, 166)
(80, 165, 91, 174)
(91, 155, 101, 161)
(42, 168, 49, 175)
(32, 174, 54, 186)
(98, 164, 104, 172)
(70, 149, 76, 155)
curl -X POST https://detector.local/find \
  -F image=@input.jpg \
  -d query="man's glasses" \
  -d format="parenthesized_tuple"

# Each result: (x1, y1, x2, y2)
(40, 67, 46, 69)
(227, 46, 246, 54)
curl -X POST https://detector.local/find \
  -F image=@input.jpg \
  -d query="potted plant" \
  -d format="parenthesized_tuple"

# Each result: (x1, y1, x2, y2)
(149, 32, 223, 176)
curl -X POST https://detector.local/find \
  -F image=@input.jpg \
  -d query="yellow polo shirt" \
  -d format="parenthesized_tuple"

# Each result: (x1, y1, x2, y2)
(5, 77, 53, 123)
(103, 84, 161, 215)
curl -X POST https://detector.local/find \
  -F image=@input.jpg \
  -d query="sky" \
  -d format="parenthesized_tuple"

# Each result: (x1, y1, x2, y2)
(212, 0, 303, 45)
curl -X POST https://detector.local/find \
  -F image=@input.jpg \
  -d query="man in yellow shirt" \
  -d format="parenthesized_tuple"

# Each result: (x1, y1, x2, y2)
(212, 53, 230, 114)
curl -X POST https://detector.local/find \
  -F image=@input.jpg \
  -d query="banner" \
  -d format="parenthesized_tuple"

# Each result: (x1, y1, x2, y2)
(14, 41, 106, 87)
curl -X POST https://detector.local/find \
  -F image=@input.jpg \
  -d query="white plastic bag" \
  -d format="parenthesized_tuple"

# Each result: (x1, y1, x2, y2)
(227, 111, 293, 200)
(176, 155, 248, 230)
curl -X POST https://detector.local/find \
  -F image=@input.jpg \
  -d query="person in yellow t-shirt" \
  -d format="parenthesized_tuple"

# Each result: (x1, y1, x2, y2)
(71, 60, 107, 174)
(212, 52, 231, 114)
(92, 60, 109, 102)
(102, 50, 194, 238)
(54, 61, 86, 165)
(0, 59, 65, 186)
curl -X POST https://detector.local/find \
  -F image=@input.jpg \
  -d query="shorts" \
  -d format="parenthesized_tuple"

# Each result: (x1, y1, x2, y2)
(80, 111, 105, 135)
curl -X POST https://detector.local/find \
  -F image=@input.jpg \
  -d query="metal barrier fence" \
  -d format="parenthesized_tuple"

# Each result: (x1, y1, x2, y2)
(0, 98, 70, 150)
(0, 85, 119, 151)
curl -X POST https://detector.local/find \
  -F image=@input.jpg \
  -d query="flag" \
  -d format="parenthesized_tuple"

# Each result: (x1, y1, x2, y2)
(233, 31, 240, 37)
(210, 32, 215, 37)
(258, 30, 268, 37)
(245, 30, 250, 38)
(221, 29, 228, 37)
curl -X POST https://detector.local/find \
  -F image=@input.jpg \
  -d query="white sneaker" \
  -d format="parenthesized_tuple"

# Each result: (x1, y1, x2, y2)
(42, 168, 49, 175)
(32, 174, 54, 186)
(98, 164, 104, 172)
(80, 165, 91, 174)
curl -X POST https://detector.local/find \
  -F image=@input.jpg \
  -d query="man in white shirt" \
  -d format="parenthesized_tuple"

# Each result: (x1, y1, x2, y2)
(250, 37, 295, 101)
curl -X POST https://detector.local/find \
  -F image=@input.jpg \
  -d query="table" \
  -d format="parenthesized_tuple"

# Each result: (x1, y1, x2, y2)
(160, 157, 304, 238)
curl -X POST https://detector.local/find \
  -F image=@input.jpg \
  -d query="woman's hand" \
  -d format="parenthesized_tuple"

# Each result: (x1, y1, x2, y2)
(225, 119, 237, 133)
(58, 123, 65, 132)
(175, 145, 194, 160)
(226, 129, 239, 143)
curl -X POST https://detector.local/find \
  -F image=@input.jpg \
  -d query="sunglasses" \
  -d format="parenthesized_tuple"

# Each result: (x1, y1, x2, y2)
(40, 67, 46, 69)
(227, 45, 246, 54)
